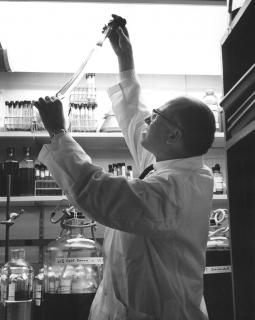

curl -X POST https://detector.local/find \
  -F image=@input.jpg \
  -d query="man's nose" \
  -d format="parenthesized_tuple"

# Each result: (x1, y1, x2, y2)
(144, 117, 151, 125)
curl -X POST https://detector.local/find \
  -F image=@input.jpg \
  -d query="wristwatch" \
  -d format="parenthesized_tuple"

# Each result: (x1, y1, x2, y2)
(50, 128, 68, 140)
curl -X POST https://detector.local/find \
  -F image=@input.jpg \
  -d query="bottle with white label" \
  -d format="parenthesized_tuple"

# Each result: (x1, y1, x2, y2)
(212, 163, 224, 194)
(0, 248, 34, 320)
(43, 208, 103, 320)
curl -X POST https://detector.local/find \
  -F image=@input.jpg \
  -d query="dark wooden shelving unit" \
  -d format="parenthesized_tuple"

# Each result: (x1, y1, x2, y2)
(220, 1, 255, 319)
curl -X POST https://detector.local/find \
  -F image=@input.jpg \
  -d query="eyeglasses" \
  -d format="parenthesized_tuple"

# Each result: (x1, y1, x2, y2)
(145, 108, 182, 131)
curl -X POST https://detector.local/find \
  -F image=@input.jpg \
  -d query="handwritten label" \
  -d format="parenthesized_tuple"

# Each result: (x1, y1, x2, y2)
(204, 265, 231, 274)
(56, 257, 103, 266)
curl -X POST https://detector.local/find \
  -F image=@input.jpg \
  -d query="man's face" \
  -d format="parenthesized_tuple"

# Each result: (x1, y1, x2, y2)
(141, 102, 178, 154)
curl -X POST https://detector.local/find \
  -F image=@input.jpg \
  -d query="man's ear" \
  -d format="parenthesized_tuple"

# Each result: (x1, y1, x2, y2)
(166, 129, 182, 145)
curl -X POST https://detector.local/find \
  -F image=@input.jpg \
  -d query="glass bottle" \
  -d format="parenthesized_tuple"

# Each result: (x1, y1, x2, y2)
(0, 93, 4, 132)
(0, 248, 34, 320)
(127, 165, 133, 180)
(19, 146, 35, 196)
(203, 90, 222, 132)
(0, 162, 4, 196)
(43, 210, 103, 320)
(3, 147, 19, 196)
(108, 164, 114, 174)
(32, 268, 44, 320)
(212, 163, 224, 194)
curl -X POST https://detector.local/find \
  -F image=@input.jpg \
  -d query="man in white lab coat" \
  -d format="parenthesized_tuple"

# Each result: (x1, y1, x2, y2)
(35, 21, 215, 320)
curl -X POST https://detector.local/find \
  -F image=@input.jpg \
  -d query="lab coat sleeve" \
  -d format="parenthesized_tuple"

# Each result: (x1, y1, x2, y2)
(38, 133, 179, 238)
(107, 70, 154, 171)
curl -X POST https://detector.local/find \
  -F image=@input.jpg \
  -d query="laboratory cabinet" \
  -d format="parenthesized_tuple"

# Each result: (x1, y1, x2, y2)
(220, 0, 255, 319)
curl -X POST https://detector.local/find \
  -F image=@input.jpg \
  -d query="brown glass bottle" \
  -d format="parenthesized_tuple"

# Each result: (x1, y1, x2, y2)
(19, 146, 35, 196)
(3, 147, 19, 196)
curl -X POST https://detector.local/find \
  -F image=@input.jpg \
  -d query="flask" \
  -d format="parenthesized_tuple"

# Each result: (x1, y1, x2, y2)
(203, 90, 222, 132)
(212, 163, 224, 194)
(19, 146, 35, 196)
(43, 209, 103, 320)
(0, 248, 34, 320)
(3, 147, 19, 196)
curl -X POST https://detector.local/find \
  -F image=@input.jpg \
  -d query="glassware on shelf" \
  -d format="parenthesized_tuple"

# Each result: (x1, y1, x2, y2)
(0, 248, 34, 320)
(212, 163, 224, 194)
(19, 146, 35, 196)
(69, 74, 98, 133)
(203, 90, 223, 132)
(34, 164, 63, 196)
(100, 111, 121, 132)
(32, 268, 44, 320)
(2, 147, 19, 196)
(4, 100, 35, 131)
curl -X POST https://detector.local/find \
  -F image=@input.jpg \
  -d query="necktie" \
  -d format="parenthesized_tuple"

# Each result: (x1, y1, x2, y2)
(139, 164, 154, 180)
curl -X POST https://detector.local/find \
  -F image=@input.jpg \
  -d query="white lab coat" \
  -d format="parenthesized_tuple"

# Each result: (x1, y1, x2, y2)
(38, 70, 213, 320)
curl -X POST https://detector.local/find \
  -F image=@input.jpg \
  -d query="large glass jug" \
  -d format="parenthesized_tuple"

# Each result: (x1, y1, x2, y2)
(0, 248, 34, 320)
(43, 205, 103, 320)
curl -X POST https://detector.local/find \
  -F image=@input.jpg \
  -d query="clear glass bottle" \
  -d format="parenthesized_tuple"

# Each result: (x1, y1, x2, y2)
(32, 268, 44, 320)
(203, 90, 222, 132)
(43, 210, 103, 320)
(0, 248, 34, 320)
(33, 268, 44, 306)
(19, 146, 35, 196)
(3, 147, 19, 196)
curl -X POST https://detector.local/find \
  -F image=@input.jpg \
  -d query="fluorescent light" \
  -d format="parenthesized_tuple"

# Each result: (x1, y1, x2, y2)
(0, 1, 227, 74)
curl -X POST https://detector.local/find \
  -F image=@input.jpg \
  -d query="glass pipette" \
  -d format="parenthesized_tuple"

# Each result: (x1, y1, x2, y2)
(56, 15, 126, 100)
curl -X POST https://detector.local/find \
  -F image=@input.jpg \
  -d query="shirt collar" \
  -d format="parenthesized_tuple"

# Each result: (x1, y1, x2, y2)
(153, 155, 204, 172)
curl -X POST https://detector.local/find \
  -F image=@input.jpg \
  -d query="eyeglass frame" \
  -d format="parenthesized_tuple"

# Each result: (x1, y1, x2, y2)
(145, 108, 182, 131)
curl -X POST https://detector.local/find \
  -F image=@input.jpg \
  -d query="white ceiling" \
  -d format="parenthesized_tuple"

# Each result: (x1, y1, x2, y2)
(0, 1, 228, 74)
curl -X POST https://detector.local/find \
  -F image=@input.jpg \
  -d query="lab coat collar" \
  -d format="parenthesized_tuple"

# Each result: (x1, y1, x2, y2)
(153, 155, 204, 172)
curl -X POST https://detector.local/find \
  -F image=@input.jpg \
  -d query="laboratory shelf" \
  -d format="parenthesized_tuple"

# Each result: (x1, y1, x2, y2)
(0, 194, 228, 207)
(0, 195, 68, 207)
(0, 131, 225, 149)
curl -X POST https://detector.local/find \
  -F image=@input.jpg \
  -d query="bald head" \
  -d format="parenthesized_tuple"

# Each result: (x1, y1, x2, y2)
(161, 96, 216, 156)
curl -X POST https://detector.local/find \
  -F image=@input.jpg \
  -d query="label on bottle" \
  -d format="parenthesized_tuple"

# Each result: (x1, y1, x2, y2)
(56, 257, 103, 266)
(8, 283, 15, 301)
(35, 284, 42, 306)
(204, 265, 231, 274)
(59, 279, 71, 294)
(214, 176, 223, 194)
(48, 280, 55, 293)
(1, 282, 6, 302)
